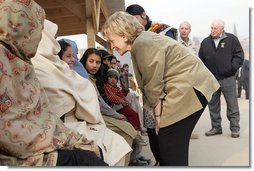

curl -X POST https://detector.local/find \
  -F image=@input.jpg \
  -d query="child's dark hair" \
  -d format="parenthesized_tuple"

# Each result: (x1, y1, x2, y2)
(57, 40, 71, 59)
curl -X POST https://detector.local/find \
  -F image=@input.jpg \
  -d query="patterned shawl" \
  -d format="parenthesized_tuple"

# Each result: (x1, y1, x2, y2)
(148, 22, 170, 33)
(147, 22, 178, 39)
(0, 0, 99, 166)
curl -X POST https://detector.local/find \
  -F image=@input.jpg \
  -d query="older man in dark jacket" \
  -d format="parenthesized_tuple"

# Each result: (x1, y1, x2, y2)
(199, 19, 244, 138)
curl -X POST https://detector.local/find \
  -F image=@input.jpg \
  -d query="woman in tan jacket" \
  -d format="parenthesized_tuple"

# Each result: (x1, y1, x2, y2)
(101, 11, 220, 166)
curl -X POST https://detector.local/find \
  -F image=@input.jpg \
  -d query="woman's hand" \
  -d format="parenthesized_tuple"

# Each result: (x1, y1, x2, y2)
(155, 116, 161, 135)
(154, 100, 162, 135)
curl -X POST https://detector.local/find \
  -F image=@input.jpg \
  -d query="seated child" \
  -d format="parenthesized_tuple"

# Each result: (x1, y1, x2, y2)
(104, 69, 141, 130)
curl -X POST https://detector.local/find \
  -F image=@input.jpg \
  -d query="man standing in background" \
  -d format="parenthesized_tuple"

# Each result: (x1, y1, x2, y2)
(178, 21, 197, 54)
(199, 19, 244, 138)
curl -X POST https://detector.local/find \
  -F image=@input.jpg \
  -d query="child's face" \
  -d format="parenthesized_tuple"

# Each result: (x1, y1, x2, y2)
(85, 53, 101, 75)
(107, 76, 118, 86)
(62, 46, 74, 69)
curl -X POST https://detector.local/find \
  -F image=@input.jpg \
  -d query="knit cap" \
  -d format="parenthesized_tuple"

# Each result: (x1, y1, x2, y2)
(106, 68, 119, 78)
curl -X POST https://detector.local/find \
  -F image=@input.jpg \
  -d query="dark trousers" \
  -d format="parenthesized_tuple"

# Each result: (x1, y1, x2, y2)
(237, 77, 243, 97)
(147, 128, 160, 162)
(56, 149, 108, 166)
(158, 89, 207, 166)
(243, 78, 249, 99)
(209, 76, 240, 131)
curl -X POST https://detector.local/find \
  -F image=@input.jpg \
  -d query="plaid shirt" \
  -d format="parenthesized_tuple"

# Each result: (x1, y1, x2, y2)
(104, 82, 125, 104)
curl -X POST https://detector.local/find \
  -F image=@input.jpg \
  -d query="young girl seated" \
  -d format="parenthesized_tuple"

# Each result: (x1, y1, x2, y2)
(104, 69, 141, 130)
(57, 40, 75, 69)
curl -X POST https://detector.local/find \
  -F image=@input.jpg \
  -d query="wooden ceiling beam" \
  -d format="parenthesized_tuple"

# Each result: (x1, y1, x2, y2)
(47, 16, 84, 26)
(96, 35, 107, 48)
(35, 0, 62, 9)
(85, 0, 95, 47)
(34, 0, 125, 49)
(57, 22, 86, 32)
(44, 7, 74, 18)
(58, 29, 85, 34)
(100, 0, 109, 19)
(56, 0, 86, 21)
(91, 0, 101, 32)
(74, 0, 86, 4)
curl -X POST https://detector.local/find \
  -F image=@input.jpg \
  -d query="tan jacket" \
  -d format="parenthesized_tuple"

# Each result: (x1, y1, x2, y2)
(131, 31, 220, 128)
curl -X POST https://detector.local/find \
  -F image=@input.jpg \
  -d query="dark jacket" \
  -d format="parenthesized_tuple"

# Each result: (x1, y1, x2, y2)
(241, 59, 249, 79)
(198, 32, 244, 80)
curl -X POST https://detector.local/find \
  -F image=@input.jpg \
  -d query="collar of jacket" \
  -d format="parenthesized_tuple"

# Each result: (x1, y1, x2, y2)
(210, 32, 228, 40)
(145, 20, 152, 30)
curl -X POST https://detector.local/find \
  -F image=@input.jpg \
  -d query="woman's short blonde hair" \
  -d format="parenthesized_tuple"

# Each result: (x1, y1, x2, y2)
(101, 11, 144, 44)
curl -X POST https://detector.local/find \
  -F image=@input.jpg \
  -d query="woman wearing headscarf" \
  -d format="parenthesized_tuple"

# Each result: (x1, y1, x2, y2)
(61, 38, 89, 78)
(31, 19, 132, 166)
(0, 0, 106, 166)
(57, 40, 75, 68)
(101, 11, 220, 166)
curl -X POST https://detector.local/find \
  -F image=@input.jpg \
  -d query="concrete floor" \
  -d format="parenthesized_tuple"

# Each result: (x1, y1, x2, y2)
(140, 95, 250, 166)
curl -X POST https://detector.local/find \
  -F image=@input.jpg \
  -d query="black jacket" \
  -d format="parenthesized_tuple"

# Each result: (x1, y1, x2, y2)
(199, 32, 244, 80)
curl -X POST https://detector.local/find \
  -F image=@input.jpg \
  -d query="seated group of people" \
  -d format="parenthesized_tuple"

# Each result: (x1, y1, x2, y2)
(56, 38, 150, 165)
(0, 0, 150, 166)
